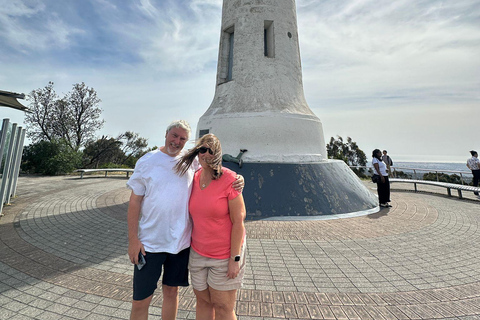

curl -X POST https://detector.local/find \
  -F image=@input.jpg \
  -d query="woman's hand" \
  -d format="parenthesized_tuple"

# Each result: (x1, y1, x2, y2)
(227, 258, 240, 279)
(381, 176, 385, 183)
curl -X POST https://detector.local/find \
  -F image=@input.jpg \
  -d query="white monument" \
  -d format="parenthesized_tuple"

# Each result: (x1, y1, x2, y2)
(198, 0, 378, 219)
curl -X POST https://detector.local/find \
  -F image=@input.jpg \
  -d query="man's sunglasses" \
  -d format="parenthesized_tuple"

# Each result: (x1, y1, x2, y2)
(198, 147, 213, 155)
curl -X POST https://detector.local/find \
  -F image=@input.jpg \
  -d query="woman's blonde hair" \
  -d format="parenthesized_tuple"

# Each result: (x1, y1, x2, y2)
(175, 133, 223, 179)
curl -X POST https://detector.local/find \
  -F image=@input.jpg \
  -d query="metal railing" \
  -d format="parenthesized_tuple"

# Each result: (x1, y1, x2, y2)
(349, 165, 472, 185)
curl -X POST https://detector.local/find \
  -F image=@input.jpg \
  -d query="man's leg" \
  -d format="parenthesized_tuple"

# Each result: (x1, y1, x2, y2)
(162, 285, 179, 320)
(130, 295, 153, 320)
(162, 248, 190, 320)
(131, 252, 166, 320)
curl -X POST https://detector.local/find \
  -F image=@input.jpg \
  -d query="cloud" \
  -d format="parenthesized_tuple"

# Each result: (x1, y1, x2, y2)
(297, 0, 480, 113)
(0, 1, 84, 53)
(129, 0, 222, 74)
(1, 0, 479, 162)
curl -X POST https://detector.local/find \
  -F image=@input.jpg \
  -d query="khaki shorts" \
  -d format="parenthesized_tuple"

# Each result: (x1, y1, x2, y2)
(189, 244, 246, 291)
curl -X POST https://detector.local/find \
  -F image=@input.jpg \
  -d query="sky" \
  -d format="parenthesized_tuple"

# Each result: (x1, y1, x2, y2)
(1, 0, 479, 163)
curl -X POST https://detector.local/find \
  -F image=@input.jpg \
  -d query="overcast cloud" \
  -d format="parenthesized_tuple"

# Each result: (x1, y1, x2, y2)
(1, 0, 479, 162)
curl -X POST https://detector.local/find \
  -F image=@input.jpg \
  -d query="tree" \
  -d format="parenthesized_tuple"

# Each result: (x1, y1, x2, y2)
(82, 131, 148, 168)
(118, 131, 148, 166)
(82, 136, 124, 168)
(327, 136, 368, 178)
(24, 82, 58, 143)
(25, 82, 104, 151)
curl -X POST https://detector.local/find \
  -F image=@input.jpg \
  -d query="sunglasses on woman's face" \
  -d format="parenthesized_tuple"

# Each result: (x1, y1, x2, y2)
(198, 146, 213, 155)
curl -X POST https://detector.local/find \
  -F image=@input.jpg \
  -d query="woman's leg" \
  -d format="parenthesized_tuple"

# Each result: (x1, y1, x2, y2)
(384, 176, 391, 202)
(194, 288, 215, 320)
(377, 180, 387, 204)
(473, 170, 480, 195)
(209, 287, 237, 320)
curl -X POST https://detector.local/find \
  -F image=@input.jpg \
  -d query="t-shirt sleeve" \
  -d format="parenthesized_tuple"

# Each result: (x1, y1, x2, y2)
(126, 155, 148, 196)
(225, 169, 241, 200)
(193, 157, 201, 172)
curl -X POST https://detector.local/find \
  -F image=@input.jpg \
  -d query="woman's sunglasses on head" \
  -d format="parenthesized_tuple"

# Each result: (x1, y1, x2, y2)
(198, 147, 213, 155)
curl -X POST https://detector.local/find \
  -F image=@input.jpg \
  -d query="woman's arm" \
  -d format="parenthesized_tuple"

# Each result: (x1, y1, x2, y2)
(227, 194, 246, 279)
(373, 161, 385, 183)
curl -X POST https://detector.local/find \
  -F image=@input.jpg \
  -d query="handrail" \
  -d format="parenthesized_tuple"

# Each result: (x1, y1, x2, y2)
(349, 165, 471, 185)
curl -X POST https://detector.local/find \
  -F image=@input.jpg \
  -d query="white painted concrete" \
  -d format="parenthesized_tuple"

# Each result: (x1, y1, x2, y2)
(198, 0, 327, 163)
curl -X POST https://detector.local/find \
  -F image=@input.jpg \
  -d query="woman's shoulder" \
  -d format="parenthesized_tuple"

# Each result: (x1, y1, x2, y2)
(221, 167, 237, 181)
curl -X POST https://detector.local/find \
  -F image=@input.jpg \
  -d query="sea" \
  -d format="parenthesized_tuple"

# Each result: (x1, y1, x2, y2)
(366, 161, 472, 182)
(393, 161, 469, 174)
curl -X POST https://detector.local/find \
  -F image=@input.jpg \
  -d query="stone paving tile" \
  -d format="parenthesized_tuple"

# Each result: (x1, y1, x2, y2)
(1, 177, 480, 319)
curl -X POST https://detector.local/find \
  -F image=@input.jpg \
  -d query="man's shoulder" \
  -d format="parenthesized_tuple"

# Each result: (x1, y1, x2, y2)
(135, 149, 164, 167)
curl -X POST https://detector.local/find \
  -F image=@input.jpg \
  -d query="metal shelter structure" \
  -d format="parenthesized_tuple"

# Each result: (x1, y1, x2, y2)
(0, 90, 27, 111)
(1, 90, 27, 216)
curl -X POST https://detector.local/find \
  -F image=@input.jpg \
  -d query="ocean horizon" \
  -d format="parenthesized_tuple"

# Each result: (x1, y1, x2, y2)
(393, 161, 469, 174)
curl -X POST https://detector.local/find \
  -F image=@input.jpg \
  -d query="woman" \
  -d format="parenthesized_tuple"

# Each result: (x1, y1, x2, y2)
(175, 134, 246, 320)
(467, 150, 480, 196)
(372, 148, 391, 207)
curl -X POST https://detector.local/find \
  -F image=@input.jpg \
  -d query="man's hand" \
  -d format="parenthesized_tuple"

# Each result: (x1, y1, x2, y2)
(233, 174, 245, 192)
(128, 238, 145, 265)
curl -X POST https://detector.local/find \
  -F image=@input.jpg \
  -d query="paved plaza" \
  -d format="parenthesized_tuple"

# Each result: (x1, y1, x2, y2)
(1, 175, 479, 319)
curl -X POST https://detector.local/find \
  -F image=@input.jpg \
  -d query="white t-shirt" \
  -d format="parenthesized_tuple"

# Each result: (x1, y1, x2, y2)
(372, 157, 388, 176)
(467, 156, 480, 170)
(126, 149, 199, 254)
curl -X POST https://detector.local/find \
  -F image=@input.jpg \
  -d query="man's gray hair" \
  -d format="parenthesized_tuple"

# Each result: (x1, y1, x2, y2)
(166, 120, 191, 138)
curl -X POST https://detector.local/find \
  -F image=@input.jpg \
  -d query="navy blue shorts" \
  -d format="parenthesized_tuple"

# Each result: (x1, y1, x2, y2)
(133, 247, 190, 301)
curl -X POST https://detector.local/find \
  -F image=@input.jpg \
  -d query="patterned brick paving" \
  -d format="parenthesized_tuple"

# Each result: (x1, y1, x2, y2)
(0, 175, 479, 319)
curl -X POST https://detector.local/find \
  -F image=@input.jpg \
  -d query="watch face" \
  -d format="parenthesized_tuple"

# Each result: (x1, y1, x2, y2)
(234, 255, 240, 262)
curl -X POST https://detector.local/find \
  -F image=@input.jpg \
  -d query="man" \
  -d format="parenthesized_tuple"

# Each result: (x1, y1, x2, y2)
(467, 150, 480, 196)
(382, 150, 394, 178)
(127, 120, 243, 320)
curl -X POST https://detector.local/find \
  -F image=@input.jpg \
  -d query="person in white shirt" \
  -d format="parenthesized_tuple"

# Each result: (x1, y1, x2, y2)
(466, 150, 480, 196)
(382, 150, 394, 177)
(126, 120, 244, 320)
(372, 148, 391, 207)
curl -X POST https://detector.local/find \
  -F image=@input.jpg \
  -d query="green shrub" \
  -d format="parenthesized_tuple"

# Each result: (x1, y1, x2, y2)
(99, 162, 132, 169)
(423, 172, 463, 184)
(22, 139, 82, 175)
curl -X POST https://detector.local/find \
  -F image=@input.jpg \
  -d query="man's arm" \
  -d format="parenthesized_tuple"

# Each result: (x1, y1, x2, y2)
(127, 191, 145, 264)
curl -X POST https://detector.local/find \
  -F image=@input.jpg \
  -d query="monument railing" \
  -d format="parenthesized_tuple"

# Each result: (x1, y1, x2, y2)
(349, 165, 472, 185)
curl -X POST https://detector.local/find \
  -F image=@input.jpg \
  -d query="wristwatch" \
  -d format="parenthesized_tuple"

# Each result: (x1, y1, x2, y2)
(232, 255, 241, 262)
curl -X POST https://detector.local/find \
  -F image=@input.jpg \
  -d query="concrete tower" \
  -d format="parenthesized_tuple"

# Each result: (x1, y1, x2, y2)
(198, 0, 378, 219)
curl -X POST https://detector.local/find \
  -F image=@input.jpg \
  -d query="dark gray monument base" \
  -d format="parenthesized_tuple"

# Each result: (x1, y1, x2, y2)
(223, 160, 379, 220)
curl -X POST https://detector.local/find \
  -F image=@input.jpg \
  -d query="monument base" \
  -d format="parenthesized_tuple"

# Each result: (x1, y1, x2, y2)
(223, 160, 379, 220)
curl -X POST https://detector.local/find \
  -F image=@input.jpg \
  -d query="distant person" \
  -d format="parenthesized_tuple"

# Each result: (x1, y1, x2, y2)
(466, 150, 480, 196)
(126, 120, 244, 320)
(382, 150, 394, 177)
(373, 149, 391, 207)
(175, 133, 246, 320)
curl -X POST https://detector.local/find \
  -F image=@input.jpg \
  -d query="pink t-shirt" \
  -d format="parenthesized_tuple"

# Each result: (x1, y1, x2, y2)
(189, 167, 241, 259)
